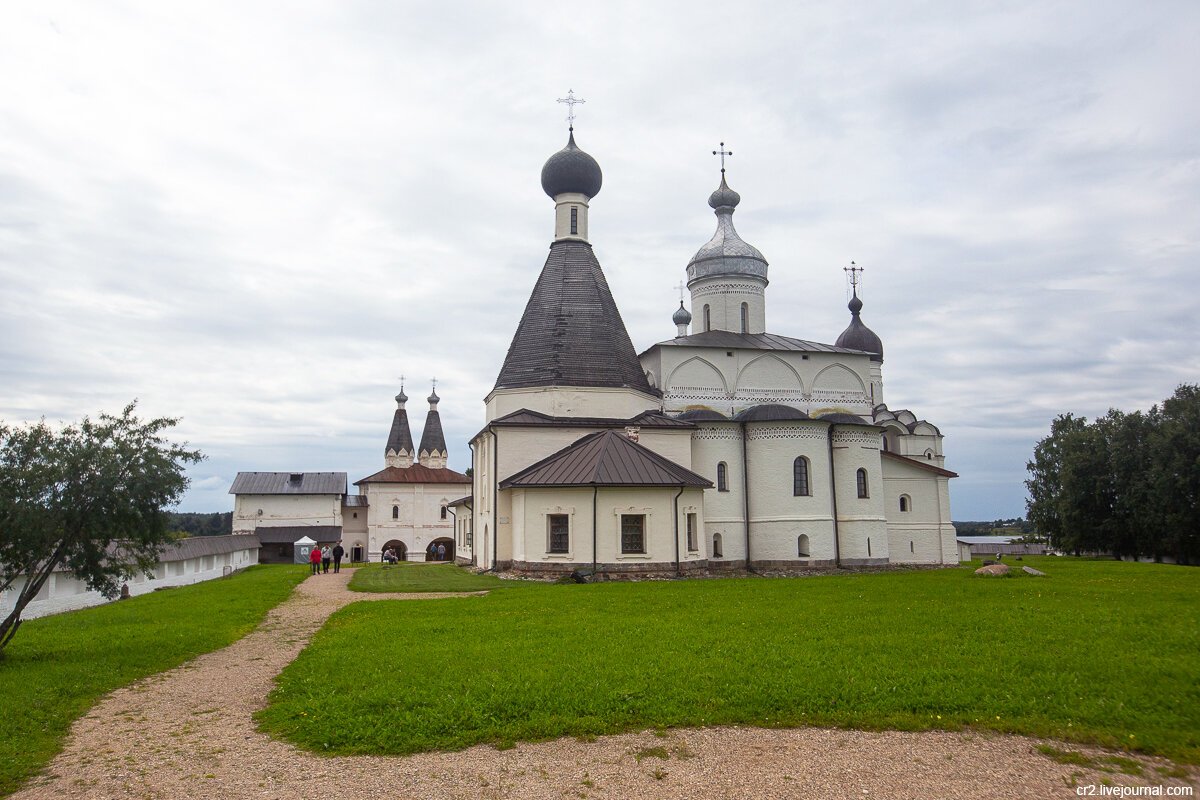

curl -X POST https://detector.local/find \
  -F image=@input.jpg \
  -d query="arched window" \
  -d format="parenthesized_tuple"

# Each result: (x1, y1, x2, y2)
(703, 304, 711, 331)
(856, 468, 869, 498)
(925, 449, 934, 460)
(899, 495, 911, 512)
(392, 505, 399, 519)
(793, 456, 810, 496)
(881, 436, 890, 452)
(712, 532, 723, 558)
(740, 302, 748, 333)
(717, 462, 728, 492)
(440, 505, 448, 519)
(797, 534, 810, 557)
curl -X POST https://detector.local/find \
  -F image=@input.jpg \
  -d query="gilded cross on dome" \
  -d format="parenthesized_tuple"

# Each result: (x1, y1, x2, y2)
(557, 89, 585, 129)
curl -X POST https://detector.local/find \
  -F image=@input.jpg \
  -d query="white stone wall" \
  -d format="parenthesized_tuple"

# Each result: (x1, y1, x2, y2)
(232, 493, 341, 534)
(509, 486, 706, 567)
(690, 278, 766, 334)
(830, 427, 888, 563)
(0, 545, 260, 621)
(744, 422, 837, 563)
(340, 501, 370, 560)
(646, 346, 875, 419)
(689, 424, 745, 563)
(363, 482, 460, 561)
(485, 386, 658, 422)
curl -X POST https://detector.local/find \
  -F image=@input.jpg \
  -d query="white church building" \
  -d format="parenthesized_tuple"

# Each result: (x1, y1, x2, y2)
(460, 125, 956, 574)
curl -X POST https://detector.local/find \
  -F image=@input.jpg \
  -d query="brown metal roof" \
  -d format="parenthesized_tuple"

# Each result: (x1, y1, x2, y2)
(229, 472, 347, 495)
(354, 464, 471, 485)
(881, 450, 958, 478)
(500, 429, 712, 489)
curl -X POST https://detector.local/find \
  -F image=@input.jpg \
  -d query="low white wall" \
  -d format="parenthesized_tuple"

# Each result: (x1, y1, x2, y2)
(0, 539, 260, 621)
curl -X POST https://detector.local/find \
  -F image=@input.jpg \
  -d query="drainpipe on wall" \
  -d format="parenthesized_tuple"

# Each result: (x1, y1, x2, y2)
(741, 421, 754, 573)
(592, 485, 598, 572)
(492, 429, 499, 571)
(673, 486, 684, 576)
(827, 423, 841, 568)
(468, 440, 477, 567)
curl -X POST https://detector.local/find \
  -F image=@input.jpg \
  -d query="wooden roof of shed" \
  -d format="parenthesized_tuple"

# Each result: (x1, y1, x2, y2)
(500, 429, 712, 489)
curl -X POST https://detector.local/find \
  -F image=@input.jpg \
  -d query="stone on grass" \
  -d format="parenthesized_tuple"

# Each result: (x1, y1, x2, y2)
(975, 563, 1010, 576)
(981, 558, 997, 566)
(1022, 566, 1046, 577)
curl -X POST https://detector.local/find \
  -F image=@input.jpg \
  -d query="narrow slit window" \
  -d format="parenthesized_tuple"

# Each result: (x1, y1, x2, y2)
(392, 505, 399, 519)
(856, 468, 869, 498)
(717, 462, 728, 492)
(793, 456, 810, 496)
(740, 302, 748, 333)
(570, 206, 578, 235)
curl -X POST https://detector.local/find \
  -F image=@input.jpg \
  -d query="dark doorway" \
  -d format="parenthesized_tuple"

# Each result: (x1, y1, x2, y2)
(382, 540, 407, 562)
(427, 537, 455, 562)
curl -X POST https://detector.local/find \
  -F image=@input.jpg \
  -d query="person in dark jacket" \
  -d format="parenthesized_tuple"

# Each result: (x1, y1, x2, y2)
(332, 541, 345, 573)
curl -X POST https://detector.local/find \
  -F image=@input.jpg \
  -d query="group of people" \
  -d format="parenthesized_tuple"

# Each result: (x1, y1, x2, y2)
(379, 543, 448, 564)
(307, 541, 345, 574)
(382, 546, 401, 564)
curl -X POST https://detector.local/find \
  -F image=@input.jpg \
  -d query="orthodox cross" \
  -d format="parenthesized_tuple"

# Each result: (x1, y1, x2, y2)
(397, 374, 405, 390)
(713, 142, 732, 173)
(557, 89, 585, 128)
(844, 261, 863, 292)
(674, 280, 687, 304)
(430, 376, 438, 391)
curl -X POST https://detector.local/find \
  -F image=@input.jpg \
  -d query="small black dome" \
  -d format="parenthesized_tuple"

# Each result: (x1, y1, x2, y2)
(541, 130, 603, 199)
(675, 408, 729, 422)
(817, 412, 873, 425)
(672, 301, 692, 325)
(734, 404, 812, 422)
(835, 291, 883, 362)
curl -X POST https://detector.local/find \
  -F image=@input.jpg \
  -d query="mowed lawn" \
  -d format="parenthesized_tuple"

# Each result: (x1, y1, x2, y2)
(0, 564, 308, 797)
(348, 562, 509, 593)
(258, 557, 1200, 763)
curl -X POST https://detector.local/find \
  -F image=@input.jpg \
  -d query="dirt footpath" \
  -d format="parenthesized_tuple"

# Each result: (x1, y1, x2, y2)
(13, 570, 1195, 800)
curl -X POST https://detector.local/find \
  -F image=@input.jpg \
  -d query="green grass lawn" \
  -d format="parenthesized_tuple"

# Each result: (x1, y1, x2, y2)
(258, 557, 1200, 763)
(347, 562, 509, 593)
(0, 564, 308, 797)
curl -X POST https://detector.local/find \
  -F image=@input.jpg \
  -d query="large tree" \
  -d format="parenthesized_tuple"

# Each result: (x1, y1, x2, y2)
(0, 403, 202, 650)
(1025, 385, 1199, 564)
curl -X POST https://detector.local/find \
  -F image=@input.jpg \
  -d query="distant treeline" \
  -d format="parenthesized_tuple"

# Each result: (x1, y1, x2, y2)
(168, 512, 233, 537)
(952, 518, 1034, 538)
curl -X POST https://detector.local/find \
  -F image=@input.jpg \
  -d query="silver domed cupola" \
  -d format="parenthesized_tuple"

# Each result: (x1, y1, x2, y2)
(685, 144, 769, 335)
(672, 300, 692, 337)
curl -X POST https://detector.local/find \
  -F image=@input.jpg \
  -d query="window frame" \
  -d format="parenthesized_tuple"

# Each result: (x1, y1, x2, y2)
(856, 468, 869, 498)
(717, 461, 728, 492)
(686, 512, 698, 552)
(620, 514, 646, 555)
(793, 456, 810, 496)
(548, 513, 570, 554)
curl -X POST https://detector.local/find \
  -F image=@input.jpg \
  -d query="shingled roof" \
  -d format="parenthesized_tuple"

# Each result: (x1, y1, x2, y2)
(419, 404, 446, 455)
(493, 240, 657, 395)
(500, 429, 711, 489)
(386, 406, 414, 456)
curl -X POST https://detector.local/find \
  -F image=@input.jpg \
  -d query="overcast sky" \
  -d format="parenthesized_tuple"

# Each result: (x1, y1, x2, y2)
(2, 1, 1197, 520)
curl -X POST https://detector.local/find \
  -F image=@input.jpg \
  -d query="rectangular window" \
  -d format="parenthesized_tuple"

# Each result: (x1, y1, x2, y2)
(686, 512, 697, 551)
(570, 207, 578, 235)
(621, 514, 645, 554)
(548, 514, 569, 553)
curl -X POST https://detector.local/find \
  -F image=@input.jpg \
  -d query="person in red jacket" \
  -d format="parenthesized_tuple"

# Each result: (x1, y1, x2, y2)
(308, 545, 321, 575)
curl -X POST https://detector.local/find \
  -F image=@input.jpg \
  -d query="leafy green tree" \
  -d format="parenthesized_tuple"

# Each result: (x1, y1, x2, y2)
(1150, 385, 1200, 564)
(0, 403, 202, 650)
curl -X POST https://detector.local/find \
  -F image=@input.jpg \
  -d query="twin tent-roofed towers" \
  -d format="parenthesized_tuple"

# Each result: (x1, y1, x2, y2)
(449, 126, 957, 573)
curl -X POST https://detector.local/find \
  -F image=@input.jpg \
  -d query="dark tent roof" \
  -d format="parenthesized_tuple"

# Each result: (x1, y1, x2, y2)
(734, 404, 812, 422)
(493, 240, 657, 396)
(500, 429, 712, 489)
(229, 472, 347, 495)
(386, 407, 415, 455)
(419, 407, 447, 455)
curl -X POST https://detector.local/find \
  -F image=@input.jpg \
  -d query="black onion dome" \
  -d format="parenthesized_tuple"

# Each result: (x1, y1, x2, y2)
(835, 291, 884, 362)
(817, 412, 873, 425)
(541, 130, 603, 199)
(675, 408, 728, 422)
(734, 404, 812, 422)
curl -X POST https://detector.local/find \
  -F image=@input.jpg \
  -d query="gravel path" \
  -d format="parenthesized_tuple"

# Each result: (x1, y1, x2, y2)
(13, 570, 1194, 800)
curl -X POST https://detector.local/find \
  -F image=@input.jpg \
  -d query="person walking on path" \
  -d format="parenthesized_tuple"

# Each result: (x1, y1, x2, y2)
(308, 545, 321, 575)
(321, 545, 332, 574)
(437, 543, 446, 561)
(332, 541, 345, 573)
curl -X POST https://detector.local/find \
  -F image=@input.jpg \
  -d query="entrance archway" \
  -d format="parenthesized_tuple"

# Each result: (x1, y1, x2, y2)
(382, 540, 407, 562)
(427, 537, 455, 562)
